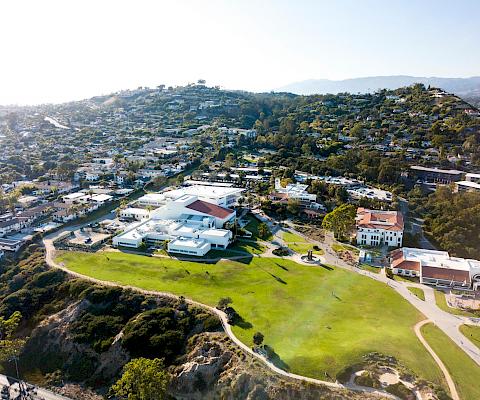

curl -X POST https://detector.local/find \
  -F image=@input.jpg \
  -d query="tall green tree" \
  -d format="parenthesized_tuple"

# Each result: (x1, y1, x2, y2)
(111, 357, 170, 400)
(0, 311, 25, 377)
(322, 204, 356, 240)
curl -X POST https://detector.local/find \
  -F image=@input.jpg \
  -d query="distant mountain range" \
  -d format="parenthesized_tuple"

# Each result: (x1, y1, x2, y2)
(274, 76, 480, 100)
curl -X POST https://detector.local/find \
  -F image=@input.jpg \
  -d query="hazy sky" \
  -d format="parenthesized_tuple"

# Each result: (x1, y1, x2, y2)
(1, 0, 479, 105)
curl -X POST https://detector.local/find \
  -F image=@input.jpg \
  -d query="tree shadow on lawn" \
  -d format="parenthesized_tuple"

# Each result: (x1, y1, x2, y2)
(319, 263, 334, 271)
(264, 345, 290, 371)
(232, 313, 253, 330)
(269, 273, 287, 284)
(274, 262, 289, 271)
(234, 255, 254, 265)
(255, 264, 288, 285)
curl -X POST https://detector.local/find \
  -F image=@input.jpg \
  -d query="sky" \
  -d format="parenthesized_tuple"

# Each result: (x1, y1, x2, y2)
(1, 0, 479, 105)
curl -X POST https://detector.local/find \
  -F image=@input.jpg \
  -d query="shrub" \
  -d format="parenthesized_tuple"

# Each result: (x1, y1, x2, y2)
(122, 307, 193, 363)
(71, 313, 124, 351)
(29, 269, 65, 289)
(203, 315, 221, 331)
(217, 297, 233, 310)
(272, 247, 289, 256)
(386, 382, 415, 400)
(354, 371, 381, 388)
(336, 365, 355, 384)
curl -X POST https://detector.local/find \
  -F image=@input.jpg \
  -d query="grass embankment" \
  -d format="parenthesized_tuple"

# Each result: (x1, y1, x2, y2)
(332, 243, 360, 255)
(232, 240, 265, 255)
(434, 290, 479, 318)
(421, 323, 480, 400)
(393, 274, 418, 283)
(57, 251, 444, 385)
(407, 286, 425, 301)
(282, 231, 324, 255)
(459, 325, 480, 350)
(359, 264, 381, 274)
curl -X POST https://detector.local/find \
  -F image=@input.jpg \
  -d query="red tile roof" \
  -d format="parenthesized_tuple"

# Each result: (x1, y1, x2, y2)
(357, 208, 404, 231)
(390, 248, 404, 262)
(422, 266, 470, 283)
(186, 200, 234, 219)
(393, 259, 421, 272)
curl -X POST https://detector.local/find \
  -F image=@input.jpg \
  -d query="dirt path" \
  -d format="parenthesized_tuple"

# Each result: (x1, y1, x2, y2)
(414, 320, 459, 400)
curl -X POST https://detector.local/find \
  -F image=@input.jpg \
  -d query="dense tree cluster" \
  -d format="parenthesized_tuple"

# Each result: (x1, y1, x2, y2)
(423, 187, 480, 259)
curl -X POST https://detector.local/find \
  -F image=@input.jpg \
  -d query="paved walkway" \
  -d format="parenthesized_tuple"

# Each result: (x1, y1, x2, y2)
(0, 373, 71, 400)
(414, 320, 459, 400)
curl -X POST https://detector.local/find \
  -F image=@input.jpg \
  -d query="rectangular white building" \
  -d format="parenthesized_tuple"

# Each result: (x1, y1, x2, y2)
(391, 247, 480, 290)
(455, 180, 480, 193)
(120, 207, 151, 221)
(163, 184, 244, 207)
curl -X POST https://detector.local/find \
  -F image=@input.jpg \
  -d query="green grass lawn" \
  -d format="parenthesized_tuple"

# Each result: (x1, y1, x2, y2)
(407, 286, 425, 301)
(434, 290, 479, 318)
(459, 325, 480, 350)
(331, 243, 360, 255)
(231, 240, 266, 255)
(393, 274, 419, 283)
(421, 323, 480, 400)
(57, 250, 445, 386)
(359, 264, 381, 274)
(282, 232, 324, 255)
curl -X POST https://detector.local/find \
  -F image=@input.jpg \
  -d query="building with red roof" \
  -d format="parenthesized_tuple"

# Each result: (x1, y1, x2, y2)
(390, 247, 480, 290)
(356, 208, 404, 247)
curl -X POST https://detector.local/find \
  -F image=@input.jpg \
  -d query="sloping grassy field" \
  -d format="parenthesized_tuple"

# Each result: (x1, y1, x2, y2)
(56, 251, 445, 385)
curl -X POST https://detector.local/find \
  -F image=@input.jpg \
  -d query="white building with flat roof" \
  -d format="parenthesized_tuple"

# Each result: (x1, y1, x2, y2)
(274, 178, 317, 202)
(391, 247, 480, 290)
(137, 193, 170, 208)
(164, 184, 244, 207)
(113, 193, 235, 256)
(120, 207, 151, 221)
(63, 192, 90, 204)
(466, 173, 480, 183)
(90, 194, 113, 205)
(455, 180, 480, 193)
(168, 237, 211, 256)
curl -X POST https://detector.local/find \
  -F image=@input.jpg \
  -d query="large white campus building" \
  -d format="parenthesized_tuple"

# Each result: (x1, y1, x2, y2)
(273, 178, 317, 203)
(356, 208, 404, 247)
(136, 185, 244, 209)
(113, 185, 239, 256)
(391, 247, 480, 290)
